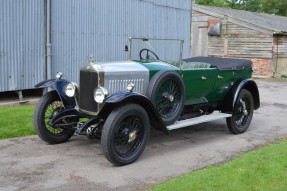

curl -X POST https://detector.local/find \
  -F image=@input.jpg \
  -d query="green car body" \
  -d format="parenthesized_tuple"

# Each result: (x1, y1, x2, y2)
(34, 37, 260, 166)
(137, 59, 252, 105)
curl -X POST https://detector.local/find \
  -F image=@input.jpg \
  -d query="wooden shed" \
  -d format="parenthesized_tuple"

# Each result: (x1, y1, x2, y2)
(191, 5, 287, 77)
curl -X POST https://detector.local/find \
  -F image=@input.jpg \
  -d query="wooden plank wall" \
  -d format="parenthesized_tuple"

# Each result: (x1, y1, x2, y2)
(191, 10, 273, 59)
(191, 10, 277, 76)
(273, 36, 287, 58)
(191, 10, 210, 56)
(273, 36, 287, 76)
(226, 23, 273, 58)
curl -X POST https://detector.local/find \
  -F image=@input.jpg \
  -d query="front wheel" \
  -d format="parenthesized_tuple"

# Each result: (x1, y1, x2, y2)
(34, 91, 75, 144)
(101, 104, 150, 166)
(146, 71, 185, 125)
(227, 89, 254, 134)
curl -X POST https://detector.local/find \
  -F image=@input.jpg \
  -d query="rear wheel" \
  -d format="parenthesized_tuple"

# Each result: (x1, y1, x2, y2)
(227, 89, 254, 134)
(146, 71, 184, 125)
(34, 91, 75, 144)
(101, 104, 150, 166)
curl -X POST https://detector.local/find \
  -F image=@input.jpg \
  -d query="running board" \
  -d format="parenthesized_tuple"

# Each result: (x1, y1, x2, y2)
(166, 112, 232, 131)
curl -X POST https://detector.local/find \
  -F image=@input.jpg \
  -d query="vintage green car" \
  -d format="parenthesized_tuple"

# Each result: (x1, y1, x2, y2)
(34, 37, 260, 165)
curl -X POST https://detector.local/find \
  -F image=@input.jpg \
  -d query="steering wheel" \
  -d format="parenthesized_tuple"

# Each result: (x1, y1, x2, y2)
(139, 49, 159, 60)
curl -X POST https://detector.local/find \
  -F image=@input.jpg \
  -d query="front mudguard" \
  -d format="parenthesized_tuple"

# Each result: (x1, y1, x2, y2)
(35, 79, 76, 107)
(51, 91, 168, 134)
(222, 78, 260, 113)
(99, 92, 168, 133)
(49, 108, 90, 126)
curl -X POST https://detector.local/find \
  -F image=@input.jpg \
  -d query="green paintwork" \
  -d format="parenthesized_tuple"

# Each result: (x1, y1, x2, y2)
(182, 68, 252, 105)
(181, 68, 217, 105)
(207, 69, 252, 102)
(134, 59, 252, 106)
(135, 60, 180, 79)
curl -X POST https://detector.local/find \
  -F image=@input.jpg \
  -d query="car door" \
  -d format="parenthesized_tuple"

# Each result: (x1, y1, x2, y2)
(206, 70, 236, 102)
(182, 68, 218, 105)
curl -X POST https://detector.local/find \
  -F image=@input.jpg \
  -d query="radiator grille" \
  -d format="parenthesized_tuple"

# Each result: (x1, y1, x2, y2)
(107, 79, 145, 95)
(79, 69, 98, 113)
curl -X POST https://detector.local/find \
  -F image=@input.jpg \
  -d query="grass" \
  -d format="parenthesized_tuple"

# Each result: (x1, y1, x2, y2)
(0, 105, 35, 139)
(152, 139, 287, 191)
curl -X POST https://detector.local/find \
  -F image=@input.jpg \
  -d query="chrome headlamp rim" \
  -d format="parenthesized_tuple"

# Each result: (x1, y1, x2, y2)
(55, 72, 63, 80)
(65, 82, 79, 97)
(127, 82, 135, 92)
(94, 87, 108, 103)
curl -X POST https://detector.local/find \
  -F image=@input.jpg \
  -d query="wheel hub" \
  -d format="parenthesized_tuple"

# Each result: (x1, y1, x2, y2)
(243, 109, 248, 116)
(169, 95, 174, 102)
(128, 130, 137, 143)
(162, 92, 174, 102)
(240, 99, 248, 116)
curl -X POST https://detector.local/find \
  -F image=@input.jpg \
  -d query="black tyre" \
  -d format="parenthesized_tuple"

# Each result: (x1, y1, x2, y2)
(101, 104, 150, 166)
(34, 91, 75, 144)
(227, 89, 254, 134)
(146, 71, 184, 125)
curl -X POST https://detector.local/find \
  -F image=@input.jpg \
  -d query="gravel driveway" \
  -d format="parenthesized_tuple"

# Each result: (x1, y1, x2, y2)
(1, 79, 287, 191)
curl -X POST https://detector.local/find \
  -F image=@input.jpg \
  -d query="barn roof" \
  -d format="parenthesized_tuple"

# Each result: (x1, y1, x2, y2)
(193, 4, 287, 35)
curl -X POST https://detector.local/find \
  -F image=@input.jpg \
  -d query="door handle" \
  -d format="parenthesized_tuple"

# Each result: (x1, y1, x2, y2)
(218, 75, 223, 79)
(201, 76, 207, 80)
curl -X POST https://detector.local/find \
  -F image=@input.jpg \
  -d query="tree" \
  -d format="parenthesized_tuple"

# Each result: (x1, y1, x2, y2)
(195, 0, 287, 16)
(195, 0, 227, 7)
(261, 0, 287, 16)
(244, 0, 261, 12)
(225, 0, 246, 9)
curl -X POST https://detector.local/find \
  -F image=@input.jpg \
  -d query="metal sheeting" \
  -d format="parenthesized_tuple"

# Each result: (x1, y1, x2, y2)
(140, 0, 191, 10)
(154, 0, 191, 10)
(0, 0, 45, 92)
(0, 0, 191, 92)
(51, 0, 191, 83)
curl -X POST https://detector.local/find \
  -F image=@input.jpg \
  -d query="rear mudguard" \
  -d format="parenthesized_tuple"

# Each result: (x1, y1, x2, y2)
(99, 92, 168, 133)
(35, 79, 76, 107)
(222, 78, 260, 113)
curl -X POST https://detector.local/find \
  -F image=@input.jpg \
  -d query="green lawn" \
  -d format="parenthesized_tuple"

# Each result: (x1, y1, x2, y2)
(152, 139, 287, 191)
(0, 105, 35, 139)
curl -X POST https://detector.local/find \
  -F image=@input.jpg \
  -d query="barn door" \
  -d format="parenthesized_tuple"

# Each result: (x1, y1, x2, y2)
(191, 22, 208, 57)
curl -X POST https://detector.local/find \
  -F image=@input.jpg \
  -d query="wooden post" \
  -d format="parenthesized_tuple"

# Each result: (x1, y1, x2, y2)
(224, 38, 228, 56)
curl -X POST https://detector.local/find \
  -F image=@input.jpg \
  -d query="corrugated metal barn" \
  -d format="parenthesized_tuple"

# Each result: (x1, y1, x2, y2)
(0, 0, 192, 93)
(191, 5, 287, 77)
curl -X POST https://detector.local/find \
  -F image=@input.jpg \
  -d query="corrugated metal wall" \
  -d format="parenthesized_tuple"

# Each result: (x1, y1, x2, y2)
(51, 0, 192, 82)
(0, 0, 45, 92)
(0, 0, 191, 92)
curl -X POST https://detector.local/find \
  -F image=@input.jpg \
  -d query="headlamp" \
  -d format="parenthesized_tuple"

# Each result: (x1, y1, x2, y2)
(65, 82, 78, 97)
(94, 87, 108, 103)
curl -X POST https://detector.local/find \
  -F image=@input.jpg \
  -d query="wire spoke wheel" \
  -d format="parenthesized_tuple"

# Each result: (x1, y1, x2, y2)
(113, 116, 144, 157)
(101, 104, 150, 166)
(147, 71, 184, 125)
(44, 101, 66, 135)
(234, 98, 251, 127)
(227, 89, 254, 134)
(155, 79, 180, 119)
(34, 91, 75, 144)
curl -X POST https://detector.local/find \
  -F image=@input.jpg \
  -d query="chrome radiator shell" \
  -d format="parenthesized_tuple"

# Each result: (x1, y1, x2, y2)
(78, 61, 149, 115)
(94, 61, 149, 95)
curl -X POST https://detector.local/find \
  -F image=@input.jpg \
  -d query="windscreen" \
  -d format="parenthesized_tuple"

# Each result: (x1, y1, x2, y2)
(129, 38, 182, 65)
